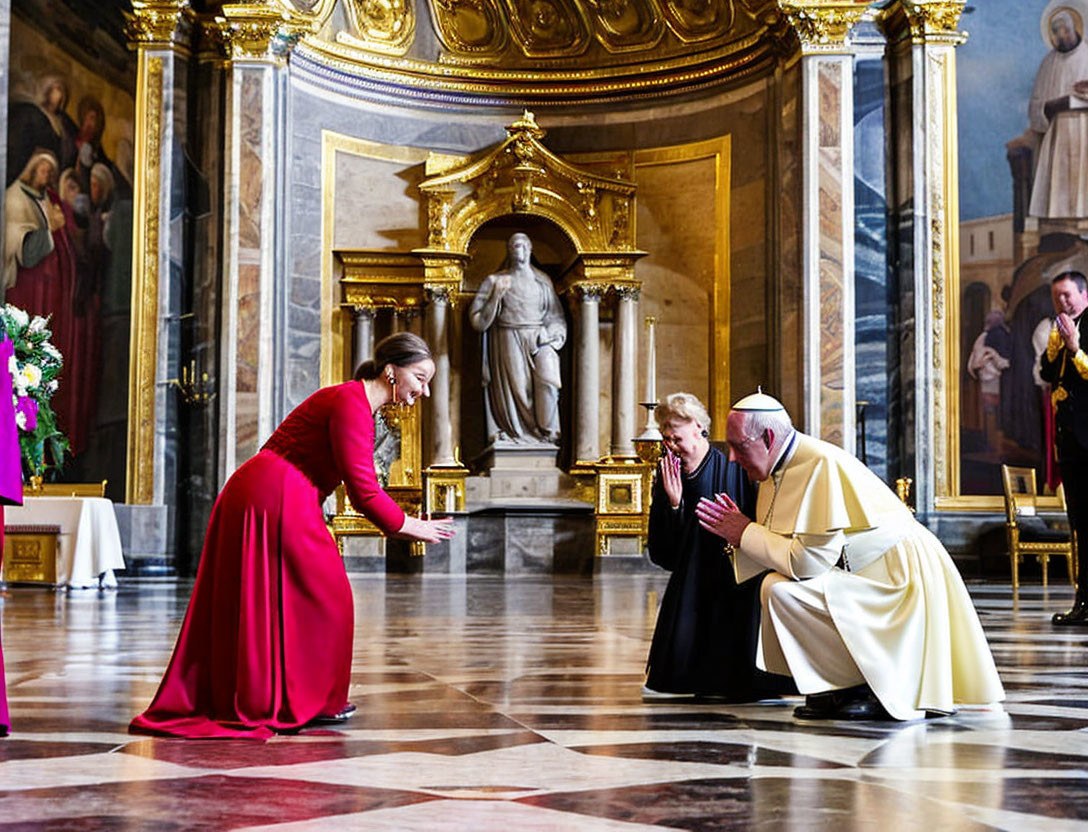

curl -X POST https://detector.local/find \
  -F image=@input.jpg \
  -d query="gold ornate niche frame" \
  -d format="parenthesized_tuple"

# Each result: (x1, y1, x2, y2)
(416, 111, 639, 259)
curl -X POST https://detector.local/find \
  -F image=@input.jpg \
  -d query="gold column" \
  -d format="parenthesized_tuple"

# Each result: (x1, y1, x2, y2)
(881, 1, 967, 513)
(125, 1, 194, 504)
(777, 1, 869, 451)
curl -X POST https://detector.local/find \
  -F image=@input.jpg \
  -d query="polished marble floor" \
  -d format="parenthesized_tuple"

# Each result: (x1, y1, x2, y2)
(1, 574, 1088, 830)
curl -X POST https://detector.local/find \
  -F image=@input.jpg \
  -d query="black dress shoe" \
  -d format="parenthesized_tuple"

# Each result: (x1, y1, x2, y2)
(793, 684, 869, 720)
(307, 703, 357, 726)
(1053, 599, 1088, 625)
(836, 692, 894, 721)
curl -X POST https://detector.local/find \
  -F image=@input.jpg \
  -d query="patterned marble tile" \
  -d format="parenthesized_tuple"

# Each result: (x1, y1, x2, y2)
(1, 576, 1087, 830)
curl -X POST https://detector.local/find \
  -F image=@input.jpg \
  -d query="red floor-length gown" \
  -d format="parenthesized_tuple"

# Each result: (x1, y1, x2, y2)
(0, 337, 24, 736)
(130, 381, 405, 739)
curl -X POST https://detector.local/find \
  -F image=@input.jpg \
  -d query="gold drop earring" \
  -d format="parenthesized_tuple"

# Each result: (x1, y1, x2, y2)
(379, 368, 407, 428)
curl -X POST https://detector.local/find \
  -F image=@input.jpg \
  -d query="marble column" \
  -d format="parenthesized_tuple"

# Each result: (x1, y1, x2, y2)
(353, 305, 376, 369)
(611, 286, 639, 459)
(123, 1, 194, 569)
(209, 9, 306, 483)
(426, 287, 456, 467)
(780, 1, 869, 452)
(881, 0, 967, 516)
(574, 285, 604, 465)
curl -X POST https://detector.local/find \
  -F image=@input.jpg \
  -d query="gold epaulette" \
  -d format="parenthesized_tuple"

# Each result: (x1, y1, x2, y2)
(1074, 349, 1088, 381)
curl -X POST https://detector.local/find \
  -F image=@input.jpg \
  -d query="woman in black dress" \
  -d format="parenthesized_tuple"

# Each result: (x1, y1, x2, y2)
(645, 393, 794, 700)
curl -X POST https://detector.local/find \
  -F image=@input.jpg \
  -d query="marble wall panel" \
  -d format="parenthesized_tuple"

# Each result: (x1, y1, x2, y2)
(776, 63, 805, 420)
(817, 60, 846, 448)
(634, 157, 716, 420)
(235, 71, 265, 465)
(332, 153, 425, 250)
(853, 57, 891, 480)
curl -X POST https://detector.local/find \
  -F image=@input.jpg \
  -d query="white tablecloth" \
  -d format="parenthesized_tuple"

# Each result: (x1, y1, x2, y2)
(5, 496, 125, 588)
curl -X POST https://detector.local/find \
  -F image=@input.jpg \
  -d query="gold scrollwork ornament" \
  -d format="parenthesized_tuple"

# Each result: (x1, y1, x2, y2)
(777, 1, 868, 47)
(125, 0, 195, 48)
(342, 0, 417, 55)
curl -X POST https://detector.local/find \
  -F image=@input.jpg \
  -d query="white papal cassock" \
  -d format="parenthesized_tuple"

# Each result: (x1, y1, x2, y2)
(733, 433, 1005, 720)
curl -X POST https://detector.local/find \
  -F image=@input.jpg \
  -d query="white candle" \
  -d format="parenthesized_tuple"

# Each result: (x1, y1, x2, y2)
(645, 315, 657, 404)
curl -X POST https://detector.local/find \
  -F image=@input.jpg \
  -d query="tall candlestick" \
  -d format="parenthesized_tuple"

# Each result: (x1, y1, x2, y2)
(645, 315, 657, 404)
(639, 315, 661, 439)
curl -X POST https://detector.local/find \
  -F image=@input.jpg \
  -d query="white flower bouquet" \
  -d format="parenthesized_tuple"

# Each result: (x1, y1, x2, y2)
(2, 304, 68, 478)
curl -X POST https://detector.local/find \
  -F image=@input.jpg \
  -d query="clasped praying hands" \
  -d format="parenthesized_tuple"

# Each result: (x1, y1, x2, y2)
(695, 492, 751, 546)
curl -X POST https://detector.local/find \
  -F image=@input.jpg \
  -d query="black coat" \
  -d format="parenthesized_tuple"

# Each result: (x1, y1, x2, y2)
(645, 446, 795, 699)
(1039, 311, 1088, 455)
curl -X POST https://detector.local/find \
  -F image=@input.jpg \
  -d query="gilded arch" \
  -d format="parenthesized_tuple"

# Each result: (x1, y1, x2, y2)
(413, 112, 644, 295)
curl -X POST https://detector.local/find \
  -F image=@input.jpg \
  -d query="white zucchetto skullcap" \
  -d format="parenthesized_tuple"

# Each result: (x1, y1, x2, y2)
(731, 387, 786, 412)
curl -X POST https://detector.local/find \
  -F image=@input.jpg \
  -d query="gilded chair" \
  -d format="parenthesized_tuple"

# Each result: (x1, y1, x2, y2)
(1001, 464, 1076, 590)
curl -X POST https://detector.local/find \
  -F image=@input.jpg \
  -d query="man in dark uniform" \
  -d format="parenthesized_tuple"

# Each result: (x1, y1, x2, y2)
(1041, 271, 1088, 624)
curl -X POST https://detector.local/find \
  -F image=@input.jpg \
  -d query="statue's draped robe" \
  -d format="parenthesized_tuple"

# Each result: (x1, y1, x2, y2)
(646, 447, 795, 699)
(1029, 39, 1088, 218)
(735, 434, 1005, 720)
(470, 268, 566, 442)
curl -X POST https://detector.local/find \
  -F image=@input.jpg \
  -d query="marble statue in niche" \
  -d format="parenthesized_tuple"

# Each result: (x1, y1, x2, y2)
(469, 232, 566, 445)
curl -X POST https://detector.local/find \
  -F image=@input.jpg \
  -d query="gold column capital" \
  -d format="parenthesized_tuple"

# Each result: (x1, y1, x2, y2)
(776, 0, 870, 52)
(125, 0, 195, 51)
(880, 0, 967, 46)
(207, 4, 315, 64)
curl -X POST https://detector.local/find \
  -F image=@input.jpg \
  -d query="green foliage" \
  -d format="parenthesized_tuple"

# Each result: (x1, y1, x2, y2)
(2, 304, 69, 480)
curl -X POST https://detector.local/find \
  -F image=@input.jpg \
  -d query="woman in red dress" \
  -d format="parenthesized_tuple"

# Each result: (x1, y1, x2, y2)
(130, 333, 454, 739)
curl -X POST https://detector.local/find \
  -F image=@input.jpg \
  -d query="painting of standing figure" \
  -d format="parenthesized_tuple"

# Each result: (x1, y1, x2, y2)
(3, 5, 134, 495)
(958, 0, 1088, 496)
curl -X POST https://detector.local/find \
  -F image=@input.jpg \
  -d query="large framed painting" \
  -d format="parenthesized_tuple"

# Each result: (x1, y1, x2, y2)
(4, 3, 135, 499)
(954, 0, 1088, 508)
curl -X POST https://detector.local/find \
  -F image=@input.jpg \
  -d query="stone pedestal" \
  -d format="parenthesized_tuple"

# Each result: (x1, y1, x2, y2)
(472, 441, 573, 499)
(464, 504, 595, 574)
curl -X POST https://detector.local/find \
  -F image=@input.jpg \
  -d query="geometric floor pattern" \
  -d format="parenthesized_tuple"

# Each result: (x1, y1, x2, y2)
(2, 575, 1088, 830)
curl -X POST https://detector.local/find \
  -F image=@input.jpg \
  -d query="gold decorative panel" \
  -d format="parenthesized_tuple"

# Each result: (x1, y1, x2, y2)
(662, 0, 735, 42)
(2, 528, 59, 584)
(427, 0, 508, 54)
(499, 0, 593, 56)
(341, 0, 417, 55)
(127, 54, 164, 505)
(586, 0, 666, 53)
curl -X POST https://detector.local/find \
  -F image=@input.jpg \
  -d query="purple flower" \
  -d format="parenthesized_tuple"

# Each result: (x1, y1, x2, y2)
(14, 396, 38, 432)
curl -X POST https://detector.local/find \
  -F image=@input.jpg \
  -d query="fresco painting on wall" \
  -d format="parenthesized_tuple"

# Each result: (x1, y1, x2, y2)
(958, 0, 1088, 496)
(3, 8, 134, 496)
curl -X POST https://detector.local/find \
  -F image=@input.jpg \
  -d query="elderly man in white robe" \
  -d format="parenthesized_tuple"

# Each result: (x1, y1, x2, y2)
(1028, 7, 1088, 220)
(694, 391, 1005, 721)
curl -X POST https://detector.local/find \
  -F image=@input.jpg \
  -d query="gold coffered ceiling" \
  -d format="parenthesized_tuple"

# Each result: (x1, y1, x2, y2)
(194, 0, 798, 104)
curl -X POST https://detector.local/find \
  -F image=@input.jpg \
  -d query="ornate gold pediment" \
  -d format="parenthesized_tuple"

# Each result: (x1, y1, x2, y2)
(417, 111, 637, 254)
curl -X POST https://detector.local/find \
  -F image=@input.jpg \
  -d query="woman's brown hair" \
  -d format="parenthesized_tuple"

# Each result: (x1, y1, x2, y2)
(353, 332, 432, 381)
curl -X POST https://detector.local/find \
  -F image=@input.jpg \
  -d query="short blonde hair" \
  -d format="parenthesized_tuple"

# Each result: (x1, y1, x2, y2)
(655, 392, 710, 432)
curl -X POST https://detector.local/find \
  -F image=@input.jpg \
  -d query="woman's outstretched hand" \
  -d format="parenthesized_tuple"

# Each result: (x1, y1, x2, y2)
(397, 513, 456, 544)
